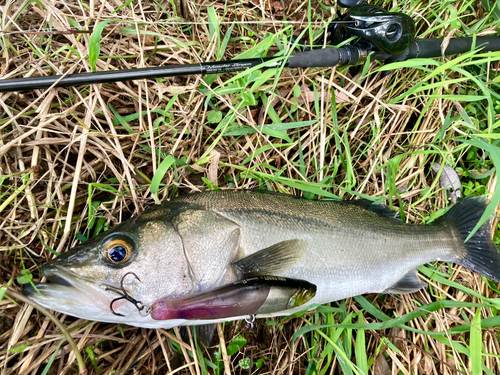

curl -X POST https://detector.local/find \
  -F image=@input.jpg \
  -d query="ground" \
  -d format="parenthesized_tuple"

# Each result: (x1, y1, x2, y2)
(1, 0, 500, 374)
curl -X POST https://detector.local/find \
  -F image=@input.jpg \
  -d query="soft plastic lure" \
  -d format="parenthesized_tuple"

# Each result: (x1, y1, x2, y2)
(151, 276, 317, 320)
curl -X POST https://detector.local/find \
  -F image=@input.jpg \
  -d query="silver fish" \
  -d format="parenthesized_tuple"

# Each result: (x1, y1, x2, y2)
(24, 190, 500, 328)
(432, 162, 462, 203)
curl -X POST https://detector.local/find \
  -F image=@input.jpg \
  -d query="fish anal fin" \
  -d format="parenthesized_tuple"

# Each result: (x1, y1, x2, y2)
(384, 270, 427, 294)
(231, 239, 306, 276)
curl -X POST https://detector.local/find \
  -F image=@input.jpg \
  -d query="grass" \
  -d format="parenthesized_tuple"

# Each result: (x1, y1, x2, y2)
(1, 0, 500, 374)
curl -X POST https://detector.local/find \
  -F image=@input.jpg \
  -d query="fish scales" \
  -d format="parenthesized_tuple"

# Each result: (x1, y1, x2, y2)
(24, 190, 500, 328)
(174, 191, 453, 302)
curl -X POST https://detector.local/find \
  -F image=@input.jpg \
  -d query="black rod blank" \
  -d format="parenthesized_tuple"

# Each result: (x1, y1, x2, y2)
(0, 58, 272, 92)
(0, 48, 342, 93)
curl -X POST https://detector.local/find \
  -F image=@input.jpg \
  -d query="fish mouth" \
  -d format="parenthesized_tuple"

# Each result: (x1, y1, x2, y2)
(22, 266, 190, 328)
(43, 272, 75, 287)
(23, 266, 127, 321)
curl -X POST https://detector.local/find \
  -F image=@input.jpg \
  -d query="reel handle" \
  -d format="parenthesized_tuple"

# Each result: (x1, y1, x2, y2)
(338, 0, 366, 8)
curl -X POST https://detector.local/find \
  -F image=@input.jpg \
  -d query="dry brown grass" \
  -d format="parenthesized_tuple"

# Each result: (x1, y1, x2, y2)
(1, 0, 500, 374)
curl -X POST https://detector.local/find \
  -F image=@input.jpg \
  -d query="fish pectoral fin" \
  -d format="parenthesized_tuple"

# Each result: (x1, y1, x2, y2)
(231, 239, 306, 276)
(384, 270, 427, 294)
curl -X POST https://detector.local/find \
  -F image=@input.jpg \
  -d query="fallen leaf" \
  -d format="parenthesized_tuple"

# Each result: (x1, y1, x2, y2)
(334, 90, 351, 103)
(207, 150, 220, 185)
(373, 351, 391, 375)
(297, 83, 316, 104)
(154, 84, 197, 95)
(388, 327, 406, 351)
(249, 108, 260, 121)
(424, 355, 433, 374)
(271, 1, 285, 11)
(190, 164, 205, 173)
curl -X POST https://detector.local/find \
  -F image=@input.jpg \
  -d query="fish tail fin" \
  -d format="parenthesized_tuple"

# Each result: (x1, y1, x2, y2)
(439, 197, 500, 282)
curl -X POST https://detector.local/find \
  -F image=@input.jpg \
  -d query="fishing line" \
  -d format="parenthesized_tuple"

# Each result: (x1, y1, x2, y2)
(0, 20, 356, 36)
(0, 20, 354, 36)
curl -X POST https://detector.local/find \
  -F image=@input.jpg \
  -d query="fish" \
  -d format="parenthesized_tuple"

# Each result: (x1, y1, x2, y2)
(432, 162, 462, 203)
(24, 190, 500, 329)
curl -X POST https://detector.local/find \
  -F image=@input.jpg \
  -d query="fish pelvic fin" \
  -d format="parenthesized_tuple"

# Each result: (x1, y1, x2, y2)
(384, 269, 427, 294)
(438, 197, 500, 283)
(179, 324, 215, 348)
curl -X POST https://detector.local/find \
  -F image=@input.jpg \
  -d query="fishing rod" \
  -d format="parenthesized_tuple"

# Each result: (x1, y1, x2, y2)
(0, 1, 499, 93)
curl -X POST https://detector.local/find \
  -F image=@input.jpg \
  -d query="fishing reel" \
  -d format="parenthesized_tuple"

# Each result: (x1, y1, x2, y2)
(317, 3, 415, 57)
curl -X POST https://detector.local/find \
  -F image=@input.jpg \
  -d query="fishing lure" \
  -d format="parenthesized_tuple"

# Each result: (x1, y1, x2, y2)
(150, 276, 317, 320)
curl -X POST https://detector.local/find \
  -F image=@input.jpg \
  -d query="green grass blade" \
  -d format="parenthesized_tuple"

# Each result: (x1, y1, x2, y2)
(150, 155, 176, 203)
(41, 340, 64, 375)
(470, 309, 483, 375)
(89, 20, 117, 71)
(354, 313, 368, 374)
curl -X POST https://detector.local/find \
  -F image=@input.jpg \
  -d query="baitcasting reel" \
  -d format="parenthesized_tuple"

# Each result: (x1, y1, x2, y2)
(320, 4, 416, 56)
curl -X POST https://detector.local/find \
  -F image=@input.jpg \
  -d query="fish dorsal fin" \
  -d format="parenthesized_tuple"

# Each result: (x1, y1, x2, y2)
(231, 239, 306, 276)
(347, 199, 401, 221)
(384, 270, 427, 294)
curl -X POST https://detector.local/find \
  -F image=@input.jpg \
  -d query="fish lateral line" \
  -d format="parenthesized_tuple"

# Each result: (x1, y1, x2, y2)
(151, 276, 317, 321)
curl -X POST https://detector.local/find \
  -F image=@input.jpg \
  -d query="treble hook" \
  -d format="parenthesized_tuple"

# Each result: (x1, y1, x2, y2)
(105, 272, 151, 317)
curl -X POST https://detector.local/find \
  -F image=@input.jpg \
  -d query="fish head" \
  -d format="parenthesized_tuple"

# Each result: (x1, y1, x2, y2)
(24, 205, 197, 327)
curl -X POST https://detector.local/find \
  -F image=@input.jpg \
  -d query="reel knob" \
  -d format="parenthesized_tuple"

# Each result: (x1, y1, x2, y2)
(337, 0, 366, 9)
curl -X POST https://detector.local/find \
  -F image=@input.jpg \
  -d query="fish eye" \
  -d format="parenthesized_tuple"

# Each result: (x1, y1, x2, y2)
(101, 237, 134, 265)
